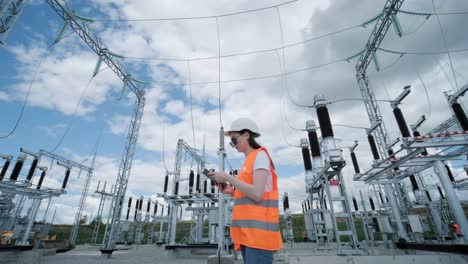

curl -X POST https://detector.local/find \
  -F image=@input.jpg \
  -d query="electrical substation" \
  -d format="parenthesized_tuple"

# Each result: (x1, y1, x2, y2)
(1, 0, 468, 263)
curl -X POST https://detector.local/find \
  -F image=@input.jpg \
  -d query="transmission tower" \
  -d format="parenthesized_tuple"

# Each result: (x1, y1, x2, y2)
(45, 0, 146, 255)
(354, 0, 409, 240)
(0, 0, 31, 46)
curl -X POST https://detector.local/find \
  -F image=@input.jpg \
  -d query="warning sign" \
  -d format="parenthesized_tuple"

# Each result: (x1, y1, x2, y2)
(329, 180, 340, 186)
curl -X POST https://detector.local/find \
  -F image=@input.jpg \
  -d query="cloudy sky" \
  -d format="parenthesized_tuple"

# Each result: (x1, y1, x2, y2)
(1, 0, 468, 226)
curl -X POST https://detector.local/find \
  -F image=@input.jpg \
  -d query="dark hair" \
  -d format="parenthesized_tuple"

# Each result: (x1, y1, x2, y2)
(240, 129, 275, 169)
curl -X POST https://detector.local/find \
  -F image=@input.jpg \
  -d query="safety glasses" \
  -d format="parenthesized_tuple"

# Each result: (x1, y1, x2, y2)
(229, 134, 242, 148)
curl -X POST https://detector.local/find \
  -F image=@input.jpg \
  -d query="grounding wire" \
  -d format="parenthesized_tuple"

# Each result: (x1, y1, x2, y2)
(187, 60, 196, 149)
(276, 7, 309, 109)
(278, 56, 302, 147)
(327, 98, 392, 104)
(378, 47, 468, 56)
(431, 0, 459, 91)
(0, 55, 45, 139)
(49, 76, 94, 153)
(433, 55, 456, 91)
(0, 27, 74, 139)
(162, 126, 169, 173)
(275, 50, 305, 132)
(378, 53, 405, 71)
(416, 71, 432, 123)
(440, 57, 468, 83)
(215, 17, 223, 128)
(93, 0, 299, 22)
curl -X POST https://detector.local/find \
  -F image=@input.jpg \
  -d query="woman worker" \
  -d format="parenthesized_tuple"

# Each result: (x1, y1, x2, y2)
(209, 117, 283, 264)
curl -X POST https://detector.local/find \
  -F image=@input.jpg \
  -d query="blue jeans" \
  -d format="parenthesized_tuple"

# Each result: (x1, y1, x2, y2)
(240, 245, 274, 264)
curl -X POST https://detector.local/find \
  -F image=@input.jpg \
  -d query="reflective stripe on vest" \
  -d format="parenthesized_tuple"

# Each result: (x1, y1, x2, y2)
(233, 197, 279, 208)
(231, 220, 280, 232)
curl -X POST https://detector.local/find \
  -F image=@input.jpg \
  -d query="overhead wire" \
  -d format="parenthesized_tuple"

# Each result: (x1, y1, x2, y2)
(276, 51, 302, 148)
(431, 0, 459, 91)
(187, 60, 196, 150)
(162, 126, 169, 173)
(0, 28, 85, 140)
(92, 0, 299, 22)
(416, 71, 432, 122)
(49, 76, 95, 153)
(215, 17, 223, 128)
(275, 7, 309, 109)
(276, 50, 305, 132)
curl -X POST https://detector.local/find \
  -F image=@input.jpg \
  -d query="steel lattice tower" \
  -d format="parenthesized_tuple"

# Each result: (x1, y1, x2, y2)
(354, 0, 409, 240)
(45, 0, 146, 254)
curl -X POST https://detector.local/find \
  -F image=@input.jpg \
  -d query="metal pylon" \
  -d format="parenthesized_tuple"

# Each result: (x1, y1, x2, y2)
(70, 153, 95, 246)
(324, 174, 359, 255)
(0, 0, 31, 46)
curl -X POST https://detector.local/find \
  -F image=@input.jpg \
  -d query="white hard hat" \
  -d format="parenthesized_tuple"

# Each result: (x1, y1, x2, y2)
(224, 118, 261, 137)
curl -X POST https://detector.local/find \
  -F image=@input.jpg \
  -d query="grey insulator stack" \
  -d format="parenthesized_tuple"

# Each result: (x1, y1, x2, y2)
(301, 140, 312, 171)
(36, 170, 47, 190)
(196, 172, 200, 193)
(367, 134, 380, 160)
(0, 159, 11, 181)
(9, 155, 26, 181)
(189, 170, 194, 195)
(61, 169, 70, 189)
(409, 174, 419, 191)
(451, 102, 468, 131)
(134, 199, 139, 220)
(369, 197, 375, 210)
(352, 197, 359, 211)
(283, 193, 290, 211)
(393, 107, 411, 137)
(163, 174, 169, 194)
(126, 197, 132, 220)
(445, 165, 455, 182)
(350, 152, 360, 174)
(26, 158, 39, 181)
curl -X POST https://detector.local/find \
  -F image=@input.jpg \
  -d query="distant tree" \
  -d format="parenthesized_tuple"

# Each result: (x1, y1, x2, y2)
(79, 214, 88, 225)
(89, 216, 102, 226)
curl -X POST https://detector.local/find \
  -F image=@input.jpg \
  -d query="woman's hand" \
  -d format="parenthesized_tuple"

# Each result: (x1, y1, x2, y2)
(217, 183, 234, 195)
(208, 171, 230, 183)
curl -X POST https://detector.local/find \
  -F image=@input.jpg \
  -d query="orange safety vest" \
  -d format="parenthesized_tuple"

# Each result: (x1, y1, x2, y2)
(230, 147, 283, 251)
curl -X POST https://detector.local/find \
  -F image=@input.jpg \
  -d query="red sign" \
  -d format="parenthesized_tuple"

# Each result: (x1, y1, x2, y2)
(329, 180, 340, 186)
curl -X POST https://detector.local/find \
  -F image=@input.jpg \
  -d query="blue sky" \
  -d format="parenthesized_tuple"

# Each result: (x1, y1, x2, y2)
(1, 0, 468, 224)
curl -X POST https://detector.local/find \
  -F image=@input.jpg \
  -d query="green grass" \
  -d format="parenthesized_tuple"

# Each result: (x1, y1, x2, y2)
(52, 213, 446, 245)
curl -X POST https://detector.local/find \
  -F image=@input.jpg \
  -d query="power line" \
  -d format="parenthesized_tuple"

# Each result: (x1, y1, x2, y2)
(49, 76, 94, 153)
(276, 50, 306, 132)
(215, 17, 223, 127)
(276, 7, 310, 109)
(187, 60, 196, 149)
(92, 0, 299, 22)
(416, 71, 432, 122)
(378, 47, 468, 56)
(431, 0, 459, 91)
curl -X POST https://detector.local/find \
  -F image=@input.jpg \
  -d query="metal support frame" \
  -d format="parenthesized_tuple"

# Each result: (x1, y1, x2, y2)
(433, 161, 468, 243)
(167, 139, 205, 245)
(217, 127, 227, 254)
(91, 182, 114, 244)
(44, 0, 146, 253)
(354, 0, 408, 241)
(0, 0, 31, 46)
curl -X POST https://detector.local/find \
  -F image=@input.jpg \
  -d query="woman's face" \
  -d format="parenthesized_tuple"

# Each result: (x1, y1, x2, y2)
(229, 132, 248, 152)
